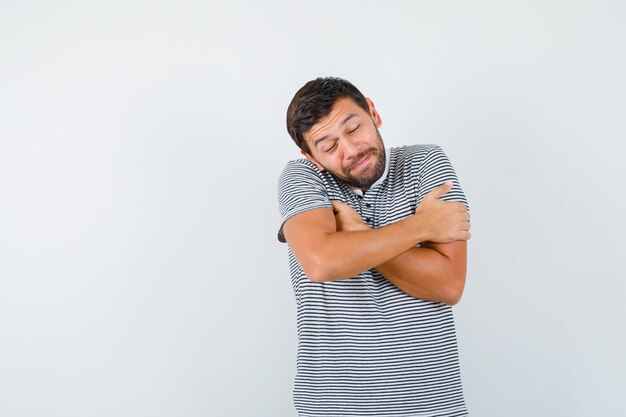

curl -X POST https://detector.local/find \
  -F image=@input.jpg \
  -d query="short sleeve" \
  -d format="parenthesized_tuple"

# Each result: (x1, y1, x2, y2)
(416, 145, 469, 208)
(277, 160, 333, 243)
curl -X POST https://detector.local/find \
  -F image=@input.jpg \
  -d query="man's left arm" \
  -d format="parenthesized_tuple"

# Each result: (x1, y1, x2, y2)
(376, 241, 466, 305)
(332, 200, 466, 305)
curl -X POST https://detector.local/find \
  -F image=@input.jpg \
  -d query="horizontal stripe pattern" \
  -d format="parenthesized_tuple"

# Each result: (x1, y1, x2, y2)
(278, 145, 469, 416)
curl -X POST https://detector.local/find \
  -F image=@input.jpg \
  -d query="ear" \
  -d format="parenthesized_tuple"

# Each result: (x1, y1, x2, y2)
(366, 97, 382, 128)
(301, 149, 325, 171)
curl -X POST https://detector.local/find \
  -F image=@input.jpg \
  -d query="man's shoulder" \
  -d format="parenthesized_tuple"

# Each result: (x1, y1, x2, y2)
(280, 158, 324, 177)
(390, 144, 444, 169)
(278, 158, 332, 194)
(392, 143, 442, 158)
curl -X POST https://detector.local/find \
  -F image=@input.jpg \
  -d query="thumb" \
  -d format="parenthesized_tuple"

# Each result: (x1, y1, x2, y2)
(331, 200, 349, 213)
(425, 180, 453, 200)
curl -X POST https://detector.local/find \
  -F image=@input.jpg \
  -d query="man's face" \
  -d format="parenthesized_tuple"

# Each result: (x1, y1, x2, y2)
(302, 97, 386, 190)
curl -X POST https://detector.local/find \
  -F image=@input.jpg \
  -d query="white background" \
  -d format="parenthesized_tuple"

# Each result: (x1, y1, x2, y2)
(1, 1, 625, 416)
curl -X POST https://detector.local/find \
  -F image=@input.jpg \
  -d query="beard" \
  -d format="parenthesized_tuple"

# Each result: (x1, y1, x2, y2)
(324, 130, 386, 190)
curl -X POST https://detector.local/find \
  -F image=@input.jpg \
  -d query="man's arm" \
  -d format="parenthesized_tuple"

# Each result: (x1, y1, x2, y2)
(376, 242, 466, 305)
(282, 182, 470, 282)
(331, 200, 467, 305)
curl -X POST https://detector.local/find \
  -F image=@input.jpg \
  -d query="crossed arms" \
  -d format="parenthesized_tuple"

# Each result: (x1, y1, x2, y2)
(282, 181, 471, 305)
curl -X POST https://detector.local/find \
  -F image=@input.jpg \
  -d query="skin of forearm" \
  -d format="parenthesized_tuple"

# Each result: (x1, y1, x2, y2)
(304, 216, 431, 282)
(375, 245, 467, 305)
(286, 192, 469, 283)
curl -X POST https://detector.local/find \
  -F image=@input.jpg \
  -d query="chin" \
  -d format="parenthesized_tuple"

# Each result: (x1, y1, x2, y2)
(351, 157, 384, 186)
(344, 169, 381, 189)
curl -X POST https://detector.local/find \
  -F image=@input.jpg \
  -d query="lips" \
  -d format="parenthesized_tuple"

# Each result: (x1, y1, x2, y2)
(349, 153, 372, 172)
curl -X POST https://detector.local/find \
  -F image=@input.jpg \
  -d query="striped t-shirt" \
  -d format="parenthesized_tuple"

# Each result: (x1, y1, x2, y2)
(277, 144, 469, 417)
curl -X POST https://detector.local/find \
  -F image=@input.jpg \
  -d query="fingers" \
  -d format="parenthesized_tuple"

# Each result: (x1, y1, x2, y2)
(461, 209, 471, 233)
(424, 180, 453, 200)
(454, 208, 471, 238)
(455, 230, 472, 241)
(463, 209, 471, 223)
(449, 203, 471, 227)
(457, 216, 472, 240)
(330, 200, 350, 213)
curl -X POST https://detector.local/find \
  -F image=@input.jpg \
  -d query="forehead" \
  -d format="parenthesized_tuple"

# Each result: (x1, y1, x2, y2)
(305, 98, 365, 140)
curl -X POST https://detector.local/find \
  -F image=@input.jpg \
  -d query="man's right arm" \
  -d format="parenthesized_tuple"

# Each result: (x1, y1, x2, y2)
(282, 182, 469, 282)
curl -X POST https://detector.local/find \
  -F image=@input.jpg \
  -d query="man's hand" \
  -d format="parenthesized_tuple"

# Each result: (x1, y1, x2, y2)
(414, 181, 471, 243)
(330, 187, 469, 304)
(331, 181, 470, 242)
(331, 201, 371, 232)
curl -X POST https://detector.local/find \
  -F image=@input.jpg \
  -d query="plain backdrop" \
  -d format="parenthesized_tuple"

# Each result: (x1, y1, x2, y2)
(1, 1, 625, 416)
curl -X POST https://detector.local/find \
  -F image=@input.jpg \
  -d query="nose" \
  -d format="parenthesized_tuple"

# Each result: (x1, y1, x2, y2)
(341, 135, 362, 161)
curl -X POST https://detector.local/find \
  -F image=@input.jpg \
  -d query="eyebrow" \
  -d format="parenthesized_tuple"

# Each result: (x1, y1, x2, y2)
(313, 113, 358, 148)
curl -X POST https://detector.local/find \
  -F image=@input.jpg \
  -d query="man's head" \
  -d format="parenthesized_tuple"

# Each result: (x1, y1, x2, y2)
(286, 77, 386, 190)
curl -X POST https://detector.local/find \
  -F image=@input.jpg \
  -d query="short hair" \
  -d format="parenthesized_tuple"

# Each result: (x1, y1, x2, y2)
(286, 77, 370, 153)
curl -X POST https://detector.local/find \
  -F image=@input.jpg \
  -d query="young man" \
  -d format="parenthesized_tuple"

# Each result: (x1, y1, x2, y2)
(278, 77, 471, 416)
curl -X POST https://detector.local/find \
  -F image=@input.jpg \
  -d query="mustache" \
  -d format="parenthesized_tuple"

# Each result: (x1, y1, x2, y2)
(347, 147, 379, 169)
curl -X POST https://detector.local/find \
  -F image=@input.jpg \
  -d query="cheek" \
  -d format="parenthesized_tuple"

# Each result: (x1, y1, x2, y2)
(326, 156, 346, 173)
(357, 130, 376, 147)
(331, 159, 345, 172)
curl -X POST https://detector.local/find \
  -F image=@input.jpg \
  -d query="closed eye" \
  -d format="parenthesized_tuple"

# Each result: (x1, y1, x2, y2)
(349, 125, 360, 134)
(324, 142, 338, 153)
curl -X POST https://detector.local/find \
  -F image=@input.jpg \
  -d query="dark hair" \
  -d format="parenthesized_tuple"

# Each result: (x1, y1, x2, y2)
(286, 77, 370, 153)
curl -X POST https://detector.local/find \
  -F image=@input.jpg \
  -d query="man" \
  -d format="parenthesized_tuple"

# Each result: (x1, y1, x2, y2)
(277, 77, 471, 417)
